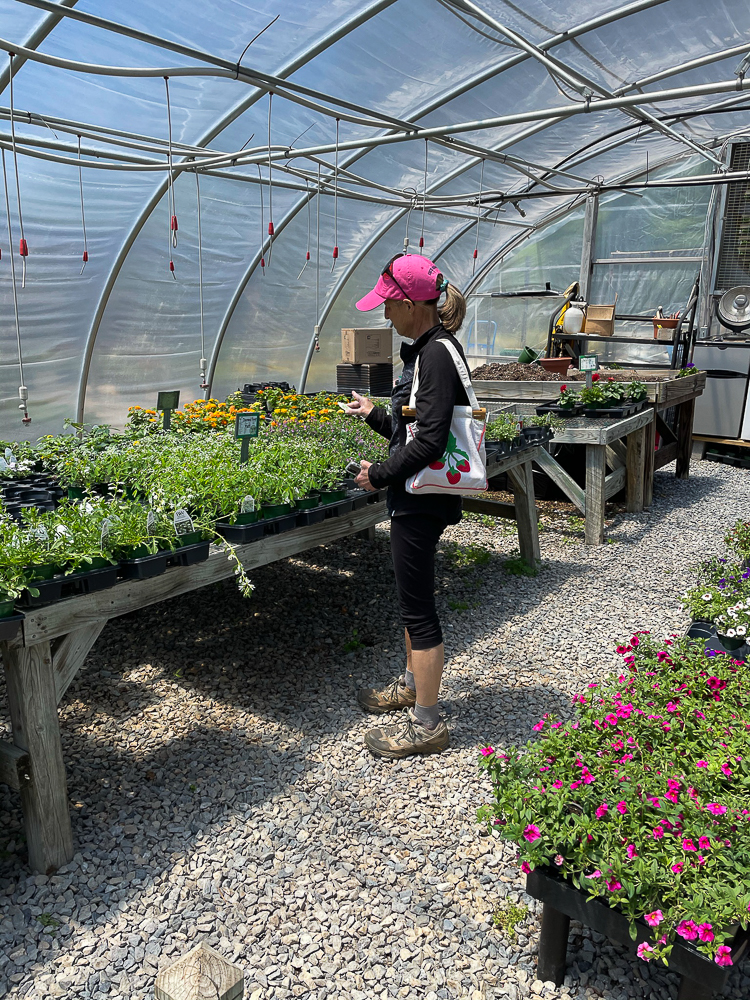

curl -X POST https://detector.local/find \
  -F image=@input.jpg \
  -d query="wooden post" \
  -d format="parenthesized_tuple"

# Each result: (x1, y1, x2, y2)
(675, 397, 696, 480)
(625, 425, 645, 513)
(155, 943, 243, 1000)
(584, 444, 606, 545)
(536, 903, 570, 986)
(507, 459, 541, 565)
(2, 640, 73, 873)
(643, 414, 656, 507)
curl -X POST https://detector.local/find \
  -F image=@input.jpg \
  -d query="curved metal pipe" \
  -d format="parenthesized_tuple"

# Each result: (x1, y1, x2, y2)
(0, 0, 79, 96)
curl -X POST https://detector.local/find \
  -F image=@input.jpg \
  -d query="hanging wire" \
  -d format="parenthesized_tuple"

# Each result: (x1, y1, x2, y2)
(419, 140, 428, 252)
(257, 163, 265, 274)
(164, 76, 177, 277)
(331, 118, 339, 272)
(315, 162, 321, 351)
(403, 187, 418, 253)
(266, 91, 274, 267)
(472, 159, 485, 275)
(195, 169, 207, 393)
(297, 177, 312, 279)
(2, 148, 29, 424)
(8, 53, 28, 288)
(77, 135, 89, 274)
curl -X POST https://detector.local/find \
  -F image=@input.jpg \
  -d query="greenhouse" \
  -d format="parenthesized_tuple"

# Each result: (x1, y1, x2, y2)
(1, 1, 750, 998)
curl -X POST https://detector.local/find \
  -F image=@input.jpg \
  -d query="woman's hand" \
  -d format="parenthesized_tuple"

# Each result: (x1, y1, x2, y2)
(355, 460, 377, 492)
(343, 390, 374, 418)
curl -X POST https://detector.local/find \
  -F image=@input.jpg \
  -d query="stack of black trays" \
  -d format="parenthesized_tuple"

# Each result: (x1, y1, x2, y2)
(336, 363, 393, 396)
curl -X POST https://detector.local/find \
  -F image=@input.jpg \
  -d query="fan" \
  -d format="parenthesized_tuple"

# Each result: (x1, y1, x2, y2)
(716, 285, 750, 333)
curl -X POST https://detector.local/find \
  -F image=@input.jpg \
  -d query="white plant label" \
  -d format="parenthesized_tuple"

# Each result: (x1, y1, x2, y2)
(174, 509, 194, 536)
(55, 524, 74, 541)
(100, 518, 113, 547)
(33, 526, 49, 544)
(147, 511, 157, 535)
(0, 459, 7, 472)
(241, 496, 255, 514)
(4, 448, 16, 467)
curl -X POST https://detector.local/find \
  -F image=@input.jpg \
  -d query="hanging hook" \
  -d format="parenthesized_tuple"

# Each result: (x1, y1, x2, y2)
(165, 77, 178, 279)
(297, 178, 312, 280)
(8, 53, 29, 288)
(420, 139, 428, 252)
(331, 118, 340, 272)
(266, 92, 274, 268)
(78, 135, 89, 274)
(2, 148, 29, 424)
(403, 187, 418, 254)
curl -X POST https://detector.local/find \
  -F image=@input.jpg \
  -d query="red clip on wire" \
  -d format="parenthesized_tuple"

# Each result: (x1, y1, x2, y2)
(171, 215, 178, 232)
(82, 251, 88, 263)
(332, 246, 339, 260)
(419, 237, 424, 249)
(268, 222, 274, 236)
(19, 239, 28, 257)
(306, 251, 310, 261)
(169, 260, 175, 272)
(473, 249, 478, 259)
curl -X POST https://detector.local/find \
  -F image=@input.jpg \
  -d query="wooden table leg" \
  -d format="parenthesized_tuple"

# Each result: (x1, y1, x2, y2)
(643, 414, 656, 507)
(585, 445, 606, 545)
(537, 903, 570, 985)
(507, 459, 540, 565)
(626, 425, 645, 513)
(2, 640, 73, 873)
(675, 397, 696, 480)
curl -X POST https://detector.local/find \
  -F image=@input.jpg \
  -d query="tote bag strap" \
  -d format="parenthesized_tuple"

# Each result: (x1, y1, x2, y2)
(408, 355, 421, 409)
(436, 338, 480, 410)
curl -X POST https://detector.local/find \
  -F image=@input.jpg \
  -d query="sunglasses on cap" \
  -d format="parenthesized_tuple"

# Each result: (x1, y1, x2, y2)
(381, 253, 411, 300)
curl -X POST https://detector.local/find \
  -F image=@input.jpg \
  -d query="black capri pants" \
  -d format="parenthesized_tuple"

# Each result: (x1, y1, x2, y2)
(390, 513, 448, 650)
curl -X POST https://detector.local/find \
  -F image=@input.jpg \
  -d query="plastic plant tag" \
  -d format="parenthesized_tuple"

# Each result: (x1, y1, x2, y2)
(0, 458, 7, 472)
(241, 496, 255, 514)
(100, 518, 112, 547)
(55, 524, 74, 541)
(174, 508, 194, 536)
(83, 501, 95, 515)
(4, 448, 16, 467)
(147, 511, 157, 536)
(33, 526, 49, 545)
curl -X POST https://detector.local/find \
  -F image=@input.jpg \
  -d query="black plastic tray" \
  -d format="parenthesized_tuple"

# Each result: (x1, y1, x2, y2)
(263, 512, 299, 535)
(349, 490, 371, 510)
(581, 399, 646, 419)
(215, 520, 265, 544)
(0, 611, 24, 641)
(167, 540, 211, 567)
(535, 401, 584, 417)
(368, 488, 388, 504)
(119, 552, 169, 580)
(296, 507, 326, 527)
(322, 498, 354, 518)
(19, 577, 64, 608)
(63, 565, 119, 596)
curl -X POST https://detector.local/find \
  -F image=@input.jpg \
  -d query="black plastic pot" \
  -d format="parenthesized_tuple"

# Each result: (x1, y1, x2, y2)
(167, 540, 211, 567)
(536, 401, 584, 418)
(63, 564, 119, 596)
(322, 498, 354, 518)
(349, 490, 371, 510)
(521, 426, 553, 445)
(0, 610, 24, 642)
(119, 552, 168, 580)
(295, 507, 326, 527)
(215, 520, 265, 544)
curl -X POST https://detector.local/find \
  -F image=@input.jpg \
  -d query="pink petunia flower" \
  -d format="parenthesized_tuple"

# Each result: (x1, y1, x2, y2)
(523, 824, 541, 842)
(706, 803, 727, 815)
(696, 760, 708, 768)
(672, 863, 684, 874)
(644, 910, 663, 927)
(721, 763, 733, 777)
(652, 826, 664, 839)
(714, 945, 733, 967)
(682, 838, 697, 852)
(480, 747, 495, 756)
(596, 802, 609, 819)
(616, 801, 628, 814)
(636, 942, 653, 962)
(555, 854, 564, 867)
(606, 880, 622, 892)
(590, 869, 602, 878)
(521, 861, 532, 874)
(676, 920, 698, 941)
(626, 844, 638, 860)
(698, 836, 711, 850)
(532, 719, 546, 732)
(552, 780, 564, 790)
(698, 923, 714, 943)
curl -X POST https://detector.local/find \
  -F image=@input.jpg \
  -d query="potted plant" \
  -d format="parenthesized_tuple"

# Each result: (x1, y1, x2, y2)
(714, 601, 750, 650)
(478, 632, 750, 982)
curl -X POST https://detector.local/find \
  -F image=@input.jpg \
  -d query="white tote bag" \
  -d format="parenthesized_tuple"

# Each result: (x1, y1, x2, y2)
(405, 339, 487, 495)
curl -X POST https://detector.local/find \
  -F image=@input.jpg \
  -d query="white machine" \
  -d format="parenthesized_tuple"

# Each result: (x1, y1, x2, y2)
(692, 287, 750, 441)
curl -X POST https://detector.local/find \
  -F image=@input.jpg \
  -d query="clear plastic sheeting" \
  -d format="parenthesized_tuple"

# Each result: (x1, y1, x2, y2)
(1, 0, 750, 436)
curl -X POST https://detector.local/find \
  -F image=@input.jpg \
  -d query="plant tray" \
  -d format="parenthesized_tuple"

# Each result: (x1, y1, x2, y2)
(581, 399, 646, 419)
(263, 512, 298, 535)
(119, 552, 169, 580)
(322, 498, 354, 518)
(215, 520, 265, 544)
(527, 866, 749, 996)
(349, 490, 371, 510)
(0, 611, 24, 642)
(62, 565, 119, 596)
(295, 507, 326, 527)
(368, 488, 388, 504)
(18, 577, 64, 608)
(535, 401, 585, 418)
(167, 540, 211, 567)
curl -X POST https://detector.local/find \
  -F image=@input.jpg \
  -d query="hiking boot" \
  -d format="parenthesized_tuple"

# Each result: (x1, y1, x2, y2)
(357, 675, 416, 714)
(364, 708, 449, 759)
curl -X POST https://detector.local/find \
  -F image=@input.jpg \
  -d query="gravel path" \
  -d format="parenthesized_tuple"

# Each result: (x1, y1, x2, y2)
(1, 460, 750, 1000)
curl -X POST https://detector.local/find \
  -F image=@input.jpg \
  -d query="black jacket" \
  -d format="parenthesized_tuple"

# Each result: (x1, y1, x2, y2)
(366, 323, 470, 523)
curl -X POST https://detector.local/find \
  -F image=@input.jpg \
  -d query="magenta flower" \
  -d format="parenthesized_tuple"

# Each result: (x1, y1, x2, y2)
(682, 838, 696, 852)
(523, 824, 541, 842)
(480, 747, 495, 756)
(676, 920, 698, 941)
(696, 760, 709, 768)
(590, 869, 602, 878)
(721, 763, 733, 777)
(626, 844, 638, 860)
(644, 910, 663, 927)
(706, 803, 727, 815)
(652, 826, 664, 839)
(636, 942, 653, 961)
(698, 836, 711, 850)
(616, 801, 628, 815)
(532, 719, 546, 732)
(596, 802, 609, 819)
(698, 923, 714, 943)
(672, 863, 684, 874)
(521, 861, 532, 874)
(552, 780, 564, 790)
(714, 945, 733, 967)
(554, 854, 564, 867)
(606, 879, 622, 892)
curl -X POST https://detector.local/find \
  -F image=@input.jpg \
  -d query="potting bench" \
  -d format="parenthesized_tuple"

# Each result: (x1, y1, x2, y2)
(0, 446, 541, 873)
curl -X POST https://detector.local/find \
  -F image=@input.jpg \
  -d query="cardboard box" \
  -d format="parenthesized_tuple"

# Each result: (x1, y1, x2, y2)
(583, 304, 616, 337)
(341, 327, 392, 363)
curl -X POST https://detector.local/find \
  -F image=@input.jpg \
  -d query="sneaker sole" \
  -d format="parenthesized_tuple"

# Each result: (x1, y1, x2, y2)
(365, 736, 449, 760)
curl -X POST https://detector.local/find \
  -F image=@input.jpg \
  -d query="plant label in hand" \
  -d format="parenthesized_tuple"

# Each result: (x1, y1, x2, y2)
(174, 508, 194, 536)
(241, 495, 255, 513)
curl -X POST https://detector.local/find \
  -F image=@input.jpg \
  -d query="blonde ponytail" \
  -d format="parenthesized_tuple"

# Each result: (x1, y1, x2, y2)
(438, 283, 467, 333)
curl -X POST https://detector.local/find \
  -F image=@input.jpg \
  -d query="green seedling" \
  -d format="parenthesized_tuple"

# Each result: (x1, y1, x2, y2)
(448, 599, 471, 611)
(343, 628, 365, 653)
(503, 554, 539, 577)
(443, 543, 492, 571)
(38, 914, 60, 930)
(492, 900, 528, 942)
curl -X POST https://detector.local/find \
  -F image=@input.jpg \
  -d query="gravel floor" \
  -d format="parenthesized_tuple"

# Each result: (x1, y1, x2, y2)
(1, 460, 750, 1000)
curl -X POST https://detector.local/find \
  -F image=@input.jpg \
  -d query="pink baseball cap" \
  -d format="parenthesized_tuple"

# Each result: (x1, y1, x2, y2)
(355, 253, 449, 311)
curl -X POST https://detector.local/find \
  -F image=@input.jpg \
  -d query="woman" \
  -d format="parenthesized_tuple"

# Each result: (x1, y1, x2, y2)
(345, 253, 472, 760)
